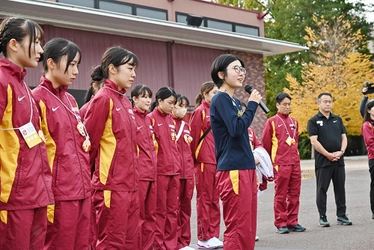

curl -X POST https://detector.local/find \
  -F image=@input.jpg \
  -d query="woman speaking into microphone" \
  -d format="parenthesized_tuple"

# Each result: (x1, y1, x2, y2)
(210, 53, 261, 250)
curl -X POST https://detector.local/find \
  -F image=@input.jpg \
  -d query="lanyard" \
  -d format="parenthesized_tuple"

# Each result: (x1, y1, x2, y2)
(40, 86, 90, 141)
(103, 86, 126, 96)
(276, 114, 296, 139)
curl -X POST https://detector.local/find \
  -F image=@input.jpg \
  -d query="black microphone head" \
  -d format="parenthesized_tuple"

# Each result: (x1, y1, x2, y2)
(244, 85, 253, 94)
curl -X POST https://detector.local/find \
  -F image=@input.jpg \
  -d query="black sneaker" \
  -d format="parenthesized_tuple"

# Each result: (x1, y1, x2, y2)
(288, 224, 306, 232)
(319, 216, 330, 227)
(337, 215, 352, 225)
(276, 226, 289, 234)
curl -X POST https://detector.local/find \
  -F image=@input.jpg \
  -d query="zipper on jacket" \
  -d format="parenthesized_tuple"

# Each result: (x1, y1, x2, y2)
(120, 96, 136, 192)
(65, 101, 86, 199)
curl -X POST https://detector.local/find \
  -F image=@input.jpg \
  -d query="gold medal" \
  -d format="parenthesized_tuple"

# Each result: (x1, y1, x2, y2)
(77, 121, 86, 137)
(286, 136, 295, 146)
(82, 139, 91, 152)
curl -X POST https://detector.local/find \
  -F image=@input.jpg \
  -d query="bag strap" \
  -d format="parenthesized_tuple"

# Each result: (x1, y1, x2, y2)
(198, 126, 211, 145)
(176, 121, 185, 142)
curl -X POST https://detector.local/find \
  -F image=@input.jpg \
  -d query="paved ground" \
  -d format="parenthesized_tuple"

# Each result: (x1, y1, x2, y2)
(188, 156, 373, 250)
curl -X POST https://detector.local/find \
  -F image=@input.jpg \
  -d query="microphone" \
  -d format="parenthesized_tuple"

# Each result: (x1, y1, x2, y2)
(244, 85, 270, 114)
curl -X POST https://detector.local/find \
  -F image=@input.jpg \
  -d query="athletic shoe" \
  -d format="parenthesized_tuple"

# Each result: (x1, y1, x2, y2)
(179, 246, 195, 250)
(276, 226, 289, 234)
(197, 239, 218, 249)
(319, 216, 330, 227)
(288, 224, 306, 232)
(255, 235, 259, 241)
(337, 215, 352, 225)
(210, 237, 223, 248)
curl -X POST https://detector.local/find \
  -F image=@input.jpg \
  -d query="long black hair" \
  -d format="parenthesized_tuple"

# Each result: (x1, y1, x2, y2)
(92, 46, 138, 81)
(42, 37, 81, 74)
(0, 17, 44, 58)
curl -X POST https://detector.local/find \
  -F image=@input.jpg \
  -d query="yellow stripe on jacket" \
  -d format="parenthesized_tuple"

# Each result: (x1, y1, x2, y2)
(270, 121, 279, 167)
(39, 100, 56, 172)
(99, 99, 116, 185)
(0, 86, 20, 203)
(195, 109, 205, 160)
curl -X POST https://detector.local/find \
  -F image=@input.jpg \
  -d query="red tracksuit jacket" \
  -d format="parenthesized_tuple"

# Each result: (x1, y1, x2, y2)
(262, 112, 300, 166)
(361, 120, 374, 160)
(173, 116, 194, 179)
(0, 58, 53, 210)
(84, 79, 138, 191)
(148, 107, 181, 175)
(189, 99, 216, 164)
(133, 107, 157, 181)
(33, 76, 91, 201)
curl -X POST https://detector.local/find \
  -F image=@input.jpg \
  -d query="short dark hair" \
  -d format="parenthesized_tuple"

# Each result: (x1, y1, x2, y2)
(42, 37, 81, 73)
(317, 92, 332, 101)
(211, 54, 244, 88)
(176, 94, 189, 106)
(275, 92, 291, 104)
(0, 17, 44, 58)
(150, 87, 177, 111)
(131, 84, 153, 99)
(363, 99, 374, 122)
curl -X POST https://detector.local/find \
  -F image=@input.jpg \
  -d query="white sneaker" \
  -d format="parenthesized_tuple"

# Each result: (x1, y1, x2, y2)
(255, 235, 260, 241)
(179, 246, 195, 250)
(210, 237, 223, 248)
(197, 239, 216, 249)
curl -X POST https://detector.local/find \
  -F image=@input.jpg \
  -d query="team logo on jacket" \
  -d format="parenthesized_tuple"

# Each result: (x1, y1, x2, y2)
(317, 120, 323, 126)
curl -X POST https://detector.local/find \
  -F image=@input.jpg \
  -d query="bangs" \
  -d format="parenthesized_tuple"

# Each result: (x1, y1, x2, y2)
(64, 42, 82, 72)
(121, 52, 139, 67)
(26, 20, 44, 58)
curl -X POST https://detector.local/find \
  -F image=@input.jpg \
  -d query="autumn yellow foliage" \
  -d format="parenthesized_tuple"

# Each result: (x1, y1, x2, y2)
(285, 15, 374, 135)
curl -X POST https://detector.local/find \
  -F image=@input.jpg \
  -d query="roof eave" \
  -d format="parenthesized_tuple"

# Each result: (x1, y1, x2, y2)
(0, 0, 308, 56)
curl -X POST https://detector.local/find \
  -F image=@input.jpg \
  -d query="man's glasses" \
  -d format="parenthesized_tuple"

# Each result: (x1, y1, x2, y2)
(232, 65, 247, 74)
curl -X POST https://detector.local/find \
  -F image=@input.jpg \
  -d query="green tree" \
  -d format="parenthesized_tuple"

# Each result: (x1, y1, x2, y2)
(213, 0, 373, 117)
(285, 15, 374, 135)
(215, 0, 265, 10)
(265, 0, 372, 117)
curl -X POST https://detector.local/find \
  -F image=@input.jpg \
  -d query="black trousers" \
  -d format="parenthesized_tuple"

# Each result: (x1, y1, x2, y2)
(315, 165, 346, 217)
(369, 159, 374, 214)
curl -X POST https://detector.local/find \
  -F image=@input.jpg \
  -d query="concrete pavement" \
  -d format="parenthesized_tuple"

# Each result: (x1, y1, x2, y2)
(188, 155, 373, 250)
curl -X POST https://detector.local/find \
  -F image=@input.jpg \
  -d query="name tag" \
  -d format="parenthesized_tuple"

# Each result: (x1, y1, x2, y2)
(19, 122, 42, 148)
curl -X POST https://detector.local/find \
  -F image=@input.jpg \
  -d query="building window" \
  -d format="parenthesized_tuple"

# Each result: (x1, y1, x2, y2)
(176, 13, 188, 24)
(99, 1, 132, 14)
(206, 19, 232, 32)
(235, 24, 259, 36)
(176, 12, 259, 36)
(135, 6, 167, 21)
(57, 0, 95, 8)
